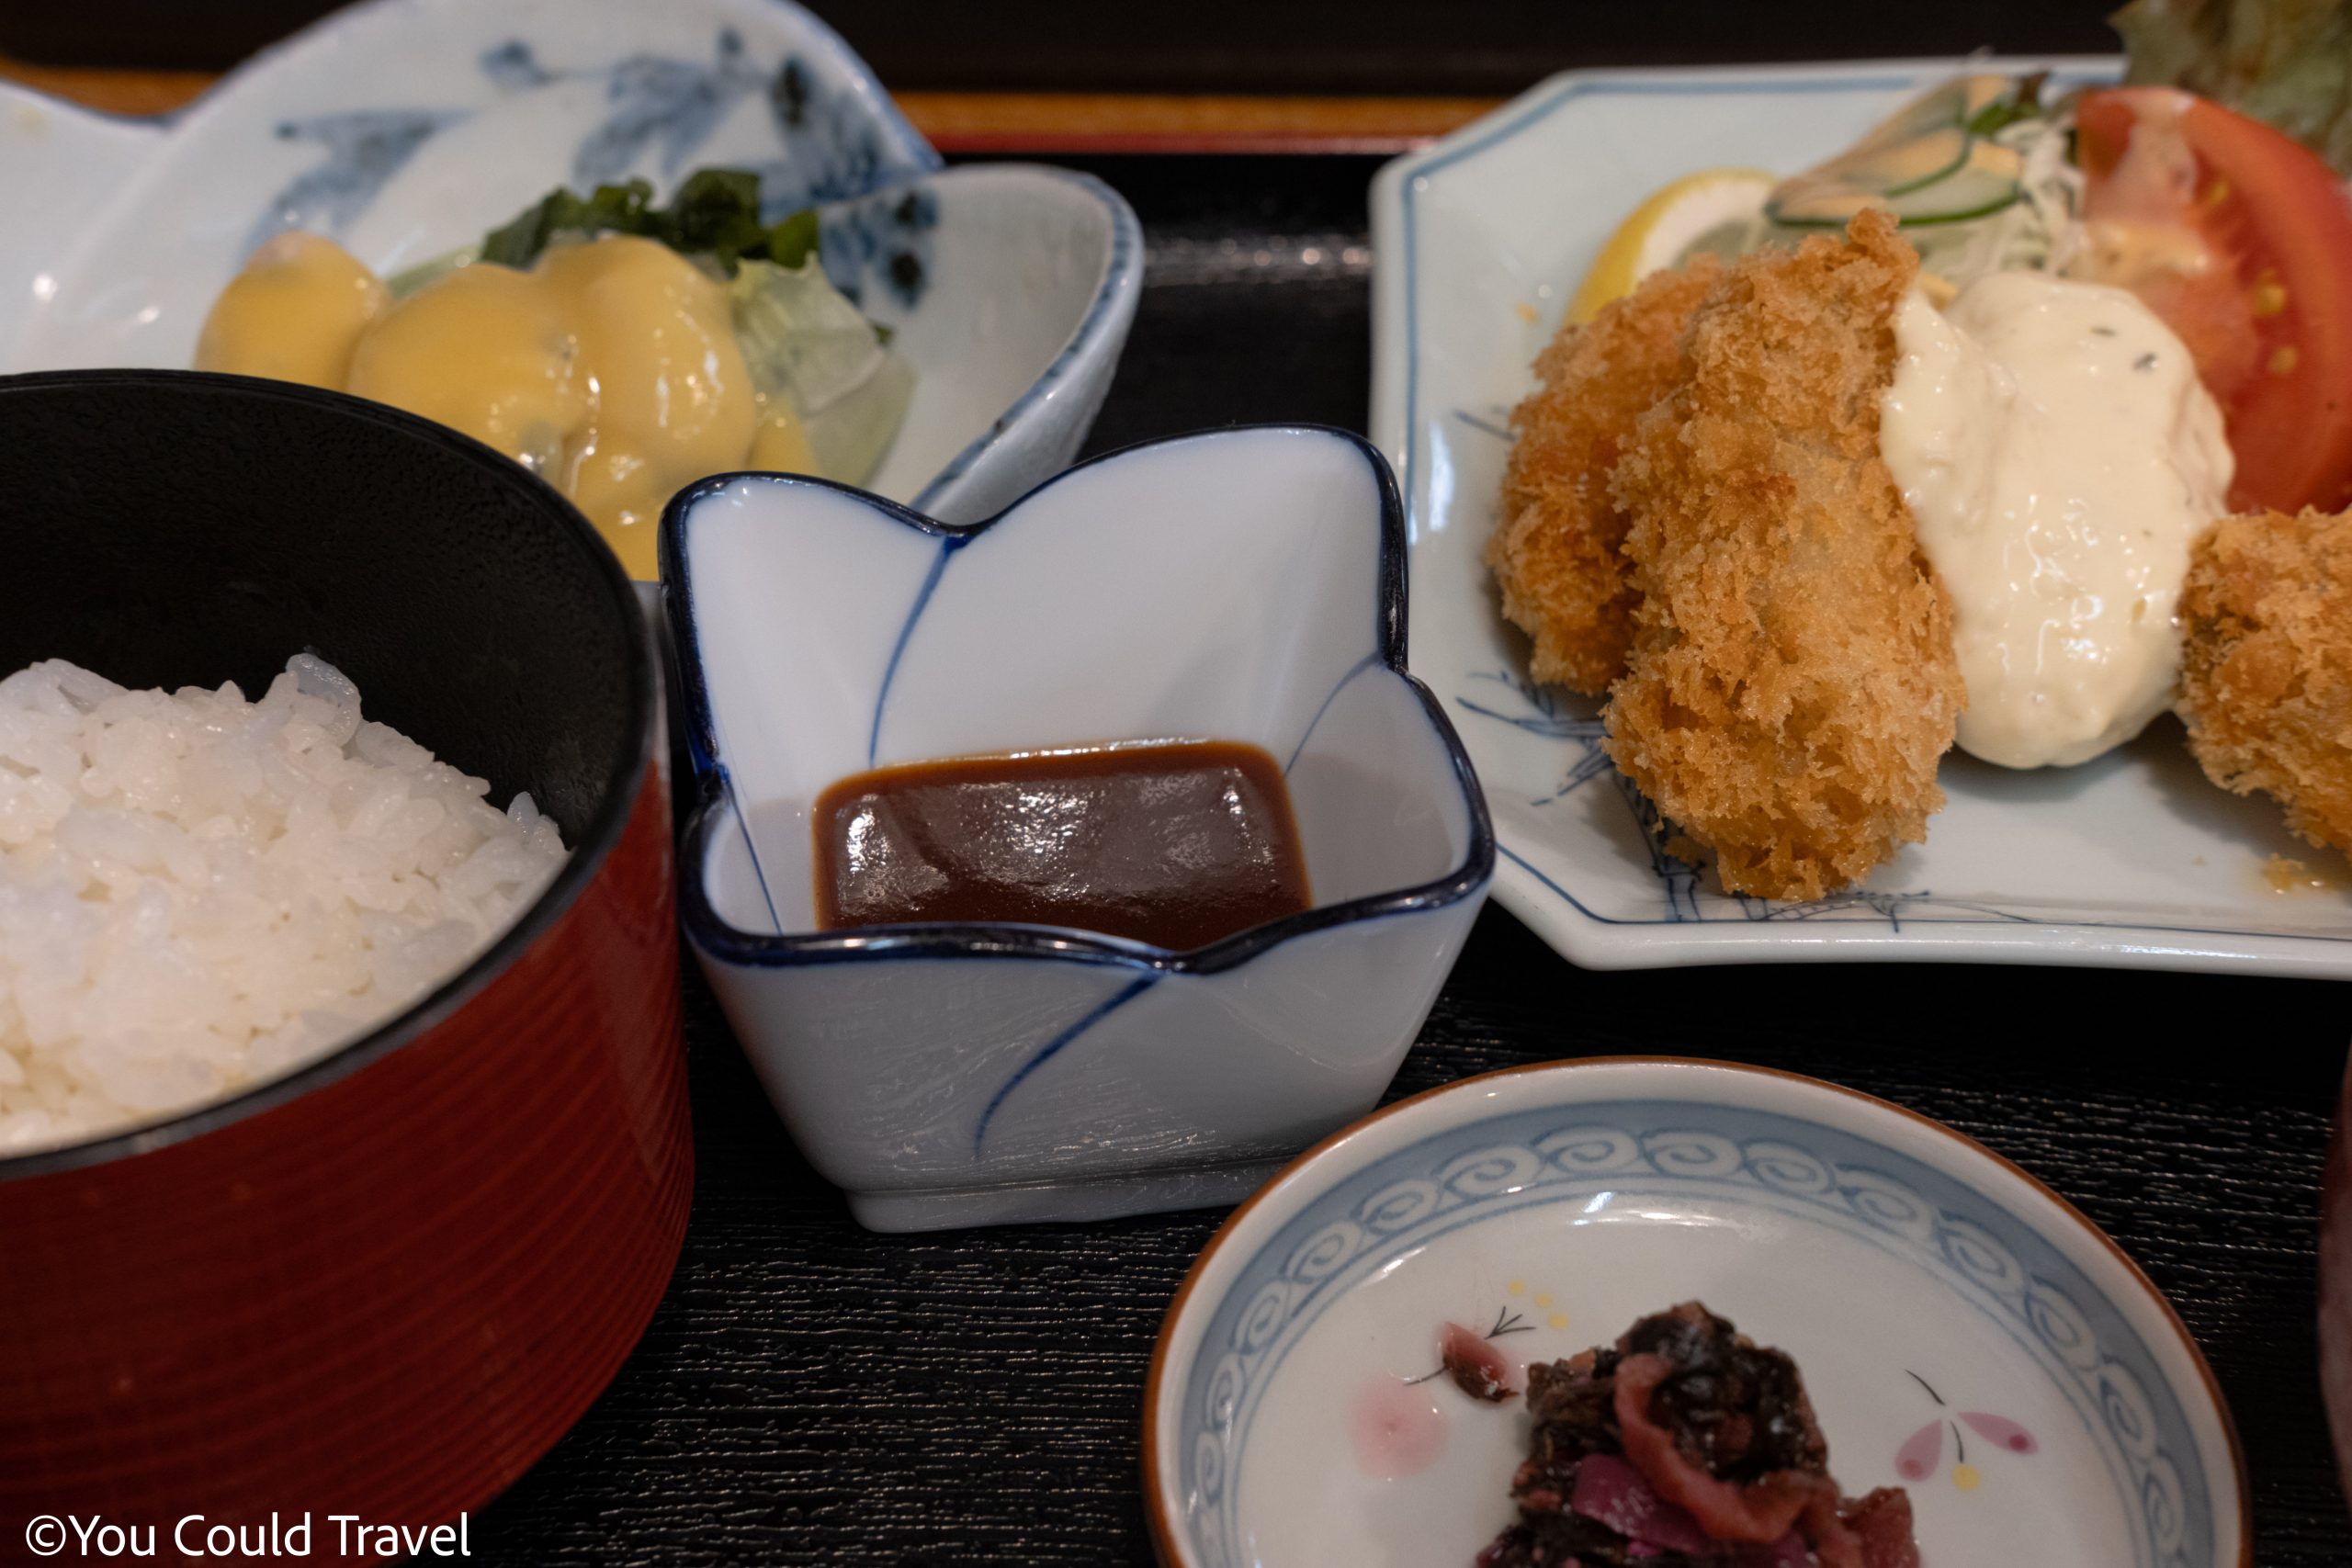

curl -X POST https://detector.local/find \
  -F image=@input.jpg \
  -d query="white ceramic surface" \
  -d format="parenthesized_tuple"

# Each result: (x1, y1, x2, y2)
(666, 428, 1494, 1231)
(1369, 59, 2352, 976)
(0, 0, 1140, 549)
(1147, 1058, 2248, 1568)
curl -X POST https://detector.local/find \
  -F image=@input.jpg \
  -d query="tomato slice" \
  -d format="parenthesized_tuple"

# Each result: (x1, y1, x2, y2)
(2077, 86, 2352, 514)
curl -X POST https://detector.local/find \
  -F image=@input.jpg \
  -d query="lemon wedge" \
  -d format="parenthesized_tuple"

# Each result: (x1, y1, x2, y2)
(1566, 168, 1777, 323)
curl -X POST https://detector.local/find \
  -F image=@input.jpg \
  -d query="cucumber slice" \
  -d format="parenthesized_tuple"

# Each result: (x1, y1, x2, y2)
(1880, 189, 2030, 227)
(1770, 161, 2023, 228)
(1890, 140, 2028, 223)
(1882, 130, 1977, 197)
(1765, 76, 2029, 231)
(1844, 74, 2015, 157)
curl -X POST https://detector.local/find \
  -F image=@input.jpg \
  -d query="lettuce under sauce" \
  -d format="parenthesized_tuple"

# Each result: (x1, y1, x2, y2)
(730, 258, 913, 487)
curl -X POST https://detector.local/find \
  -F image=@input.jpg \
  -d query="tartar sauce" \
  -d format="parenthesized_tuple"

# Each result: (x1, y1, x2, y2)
(1879, 271, 2233, 768)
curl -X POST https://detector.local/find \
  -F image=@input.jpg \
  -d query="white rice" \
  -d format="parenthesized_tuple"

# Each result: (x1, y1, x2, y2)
(0, 654, 567, 1156)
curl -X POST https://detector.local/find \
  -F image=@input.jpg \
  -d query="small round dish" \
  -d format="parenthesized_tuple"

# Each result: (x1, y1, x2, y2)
(1146, 1057, 2248, 1568)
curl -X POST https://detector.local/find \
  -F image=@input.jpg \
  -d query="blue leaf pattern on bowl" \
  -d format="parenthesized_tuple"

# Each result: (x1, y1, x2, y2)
(478, 39, 555, 90)
(246, 27, 932, 257)
(819, 183, 940, 308)
(249, 110, 462, 253)
(569, 30, 767, 186)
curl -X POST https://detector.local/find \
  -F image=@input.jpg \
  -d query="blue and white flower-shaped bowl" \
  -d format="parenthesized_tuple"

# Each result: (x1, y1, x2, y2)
(664, 427, 1496, 1231)
(0, 0, 1140, 549)
(1145, 1058, 2250, 1568)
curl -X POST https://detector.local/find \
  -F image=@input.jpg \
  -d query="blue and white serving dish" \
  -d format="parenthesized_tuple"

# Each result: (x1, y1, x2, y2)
(1147, 1057, 2250, 1568)
(664, 427, 1494, 1231)
(1370, 59, 2352, 976)
(0, 0, 1140, 548)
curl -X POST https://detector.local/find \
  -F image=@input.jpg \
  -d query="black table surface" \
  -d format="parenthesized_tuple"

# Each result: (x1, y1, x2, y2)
(2, 1, 2128, 91)
(469, 153, 2352, 1565)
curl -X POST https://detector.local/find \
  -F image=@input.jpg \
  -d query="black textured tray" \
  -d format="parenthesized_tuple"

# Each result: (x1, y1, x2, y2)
(469, 153, 2352, 1565)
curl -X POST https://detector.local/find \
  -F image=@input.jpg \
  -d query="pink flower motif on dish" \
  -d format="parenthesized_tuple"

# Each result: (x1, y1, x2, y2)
(1895, 1419, 1945, 1483)
(1959, 1411, 2039, 1454)
(1897, 1372, 2038, 1492)
(1350, 1375, 1448, 1479)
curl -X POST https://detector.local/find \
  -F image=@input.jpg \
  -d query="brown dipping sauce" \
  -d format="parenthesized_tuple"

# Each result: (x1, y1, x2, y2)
(812, 739, 1311, 950)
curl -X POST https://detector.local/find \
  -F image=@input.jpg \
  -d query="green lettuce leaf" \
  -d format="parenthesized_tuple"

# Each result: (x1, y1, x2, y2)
(2115, 0, 2352, 174)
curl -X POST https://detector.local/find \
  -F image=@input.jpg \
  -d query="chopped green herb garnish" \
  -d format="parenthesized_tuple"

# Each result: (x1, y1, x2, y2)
(473, 168, 821, 276)
(657, 168, 766, 265)
(764, 208, 821, 271)
(480, 179, 656, 267)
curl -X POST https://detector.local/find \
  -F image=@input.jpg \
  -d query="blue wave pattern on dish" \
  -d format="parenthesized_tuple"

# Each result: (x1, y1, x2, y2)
(1177, 1100, 2209, 1568)
(247, 27, 933, 259)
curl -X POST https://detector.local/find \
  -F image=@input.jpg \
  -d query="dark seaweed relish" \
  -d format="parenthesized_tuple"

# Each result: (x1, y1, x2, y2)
(1480, 1304, 1859, 1568)
(1623, 1303, 1828, 1482)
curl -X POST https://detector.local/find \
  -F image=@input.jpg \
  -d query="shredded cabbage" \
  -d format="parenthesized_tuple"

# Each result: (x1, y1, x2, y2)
(1906, 114, 2086, 287)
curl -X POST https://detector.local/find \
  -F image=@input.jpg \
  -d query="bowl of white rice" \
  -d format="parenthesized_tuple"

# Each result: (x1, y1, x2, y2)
(0, 369, 689, 1533)
(0, 651, 570, 1152)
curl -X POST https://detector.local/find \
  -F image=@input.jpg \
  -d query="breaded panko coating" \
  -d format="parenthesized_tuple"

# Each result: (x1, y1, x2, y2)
(1603, 211, 1963, 900)
(2179, 507, 2352, 859)
(1488, 258, 1723, 694)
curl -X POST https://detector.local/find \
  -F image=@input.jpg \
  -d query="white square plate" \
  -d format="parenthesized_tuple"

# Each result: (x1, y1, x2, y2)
(1370, 58, 2352, 976)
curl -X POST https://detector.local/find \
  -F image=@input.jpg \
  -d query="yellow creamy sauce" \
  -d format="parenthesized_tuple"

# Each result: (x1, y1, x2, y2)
(1880, 271, 2233, 769)
(196, 231, 818, 578)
